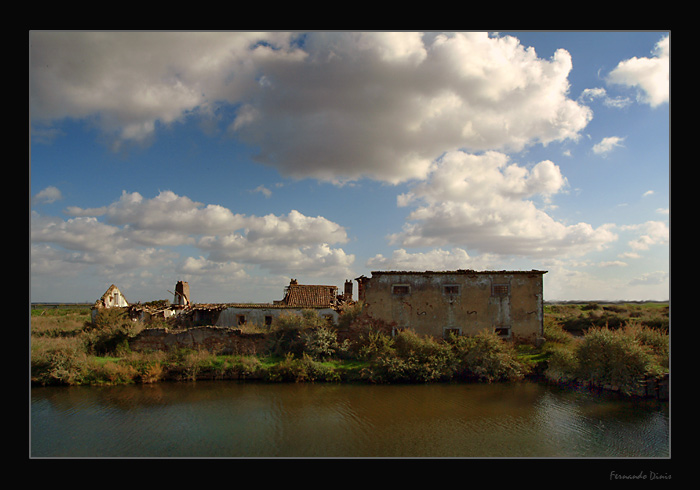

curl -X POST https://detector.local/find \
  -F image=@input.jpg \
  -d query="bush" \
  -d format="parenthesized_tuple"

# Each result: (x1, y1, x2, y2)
(543, 319, 573, 345)
(451, 330, 529, 383)
(31, 347, 93, 385)
(573, 326, 665, 395)
(543, 345, 579, 384)
(83, 308, 144, 356)
(301, 326, 349, 360)
(264, 353, 340, 382)
(362, 330, 455, 383)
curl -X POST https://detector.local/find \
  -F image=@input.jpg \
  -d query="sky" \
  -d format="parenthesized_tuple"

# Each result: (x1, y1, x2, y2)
(29, 31, 670, 304)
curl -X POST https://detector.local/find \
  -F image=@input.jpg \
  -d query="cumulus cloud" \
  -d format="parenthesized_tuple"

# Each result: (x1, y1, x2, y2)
(592, 136, 625, 155)
(607, 35, 669, 107)
(33, 186, 63, 204)
(30, 31, 592, 184)
(32, 191, 354, 280)
(366, 247, 501, 271)
(622, 220, 669, 251)
(389, 150, 617, 257)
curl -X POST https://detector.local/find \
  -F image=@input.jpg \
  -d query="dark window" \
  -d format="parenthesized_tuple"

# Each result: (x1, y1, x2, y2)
(492, 284, 510, 296)
(443, 285, 460, 295)
(264, 315, 273, 326)
(392, 285, 410, 295)
(237, 315, 246, 325)
(494, 326, 511, 338)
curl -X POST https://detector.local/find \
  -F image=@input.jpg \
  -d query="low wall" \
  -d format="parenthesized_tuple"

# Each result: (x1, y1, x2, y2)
(130, 326, 267, 355)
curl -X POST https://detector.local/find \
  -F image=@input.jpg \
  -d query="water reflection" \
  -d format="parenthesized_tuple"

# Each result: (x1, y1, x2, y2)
(31, 381, 669, 458)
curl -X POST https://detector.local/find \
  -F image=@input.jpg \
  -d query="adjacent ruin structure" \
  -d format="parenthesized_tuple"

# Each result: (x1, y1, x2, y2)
(92, 269, 547, 345)
(356, 270, 547, 344)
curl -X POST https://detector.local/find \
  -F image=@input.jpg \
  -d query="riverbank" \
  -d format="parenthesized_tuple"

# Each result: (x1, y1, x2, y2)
(30, 302, 669, 399)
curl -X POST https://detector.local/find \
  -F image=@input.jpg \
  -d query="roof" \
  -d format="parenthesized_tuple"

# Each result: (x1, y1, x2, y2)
(282, 284, 339, 307)
(94, 284, 128, 307)
(369, 269, 547, 276)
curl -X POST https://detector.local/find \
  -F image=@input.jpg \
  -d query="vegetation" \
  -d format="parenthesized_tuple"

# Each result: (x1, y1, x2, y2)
(30, 301, 669, 397)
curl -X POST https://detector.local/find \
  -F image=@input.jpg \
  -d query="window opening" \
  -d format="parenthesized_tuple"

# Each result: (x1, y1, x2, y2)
(392, 284, 410, 295)
(491, 284, 510, 296)
(494, 326, 511, 338)
(443, 285, 460, 295)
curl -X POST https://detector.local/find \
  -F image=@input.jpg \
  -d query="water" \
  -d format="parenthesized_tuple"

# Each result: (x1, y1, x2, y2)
(30, 381, 669, 458)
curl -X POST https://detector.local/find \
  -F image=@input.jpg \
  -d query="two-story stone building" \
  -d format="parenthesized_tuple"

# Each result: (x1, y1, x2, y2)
(356, 270, 546, 344)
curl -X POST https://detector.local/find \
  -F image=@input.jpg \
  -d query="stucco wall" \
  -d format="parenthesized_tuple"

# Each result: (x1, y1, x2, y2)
(129, 326, 267, 354)
(214, 306, 339, 328)
(361, 271, 544, 342)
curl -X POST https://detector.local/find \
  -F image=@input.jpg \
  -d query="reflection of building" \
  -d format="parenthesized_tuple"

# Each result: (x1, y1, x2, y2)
(356, 270, 546, 344)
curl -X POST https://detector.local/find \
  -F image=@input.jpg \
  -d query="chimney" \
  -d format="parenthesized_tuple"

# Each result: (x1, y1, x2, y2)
(174, 281, 190, 306)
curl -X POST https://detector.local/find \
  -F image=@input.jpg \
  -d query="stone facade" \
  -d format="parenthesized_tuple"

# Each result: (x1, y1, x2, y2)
(357, 270, 546, 343)
(129, 326, 267, 355)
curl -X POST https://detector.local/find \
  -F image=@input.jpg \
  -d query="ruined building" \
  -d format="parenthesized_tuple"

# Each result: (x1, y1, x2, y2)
(355, 270, 547, 344)
(92, 270, 547, 345)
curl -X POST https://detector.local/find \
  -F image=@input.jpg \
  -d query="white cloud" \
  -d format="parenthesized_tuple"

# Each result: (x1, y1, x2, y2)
(628, 270, 668, 286)
(578, 87, 632, 109)
(389, 150, 617, 258)
(30, 31, 593, 184)
(33, 186, 63, 204)
(366, 248, 503, 272)
(251, 185, 272, 198)
(607, 35, 669, 107)
(33, 191, 354, 280)
(622, 220, 669, 251)
(592, 136, 625, 155)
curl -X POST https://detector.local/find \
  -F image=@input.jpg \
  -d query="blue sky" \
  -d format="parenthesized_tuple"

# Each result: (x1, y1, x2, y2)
(30, 31, 670, 304)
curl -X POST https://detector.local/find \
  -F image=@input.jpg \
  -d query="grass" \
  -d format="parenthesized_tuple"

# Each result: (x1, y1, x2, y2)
(544, 301, 669, 334)
(30, 302, 669, 396)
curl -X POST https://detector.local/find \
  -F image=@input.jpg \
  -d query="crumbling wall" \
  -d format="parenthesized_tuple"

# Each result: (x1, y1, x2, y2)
(129, 326, 267, 355)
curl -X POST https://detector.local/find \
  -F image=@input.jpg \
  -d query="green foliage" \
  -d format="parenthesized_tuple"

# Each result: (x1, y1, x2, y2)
(82, 309, 143, 356)
(337, 301, 364, 330)
(361, 330, 455, 383)
(301, 326, 350, 361)
(267, 310, 349, 361)
(450, 330, 530, 383)
(264, 353, 340, 382)
(543, 324, 669, 395)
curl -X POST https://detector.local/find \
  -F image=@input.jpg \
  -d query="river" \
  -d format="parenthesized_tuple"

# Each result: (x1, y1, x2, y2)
(30, 380, 669, 458)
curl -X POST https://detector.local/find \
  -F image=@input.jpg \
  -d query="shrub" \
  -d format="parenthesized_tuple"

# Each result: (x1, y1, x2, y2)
(301, 326, 349, 361)
(83, 309, 144, 356)
(359, 330, 455, 383)
(574, 326, 661, 395)
(451, 330, 529, 383)
(543, 345, 579, 384)
(337, 301, 363, 330)
(356, 330, 395, 361)
(31, 347, 92, 385)
(264, 353, 340, 382)
(543, 319, 573, 345)
(266, 311, 313, 356)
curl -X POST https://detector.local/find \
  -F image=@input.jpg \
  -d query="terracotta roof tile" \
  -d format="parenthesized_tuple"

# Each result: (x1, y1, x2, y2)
(282, 284, 338, 307)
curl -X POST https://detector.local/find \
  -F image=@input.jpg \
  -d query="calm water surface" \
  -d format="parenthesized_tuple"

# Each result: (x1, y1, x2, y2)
(31, 381, 669, 458)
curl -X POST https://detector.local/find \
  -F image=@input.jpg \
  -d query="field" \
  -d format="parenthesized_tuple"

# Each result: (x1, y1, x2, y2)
(544, 301, 669, 335)
(30, 301, 669, 393)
